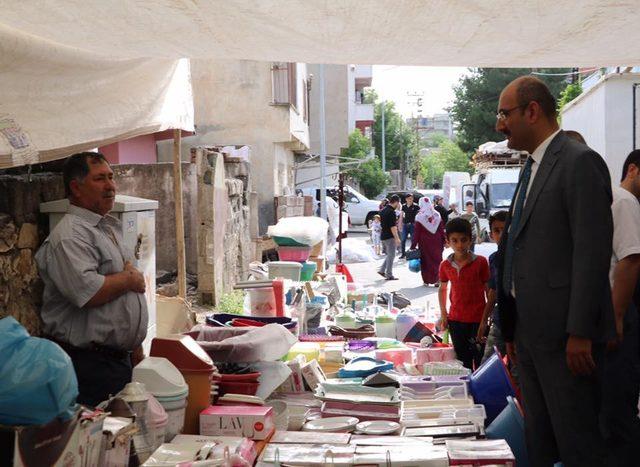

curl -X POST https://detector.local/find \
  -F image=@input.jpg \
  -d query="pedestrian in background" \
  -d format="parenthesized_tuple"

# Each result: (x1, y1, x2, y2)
(377, 194, 401, 280)
(369, 214, 382, 256)
(478, 210, 509, 363)
(411, 196, 445, 287)
(447, 202, 460, 219)
(433, 195, 450, 224)
(600, 149, 640, 466)
(495, 76, 613, 466)
(459, 201, 481, 251)
(400, 193, 420, 258)
(438, 217, 490, 369)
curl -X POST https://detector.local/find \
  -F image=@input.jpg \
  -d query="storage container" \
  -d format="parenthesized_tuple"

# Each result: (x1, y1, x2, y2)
(277, 246, 312, 262)
(300, 261, 317, 281)
(150, 335, 215, 435)
(247, 287, 277, 317)
(268, 261, 302, 281)
(375, 314, 396, 339)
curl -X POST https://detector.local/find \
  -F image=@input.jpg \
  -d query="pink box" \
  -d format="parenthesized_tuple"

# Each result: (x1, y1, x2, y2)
(200, 405, 275, 440)
(415, 346, 456, 363)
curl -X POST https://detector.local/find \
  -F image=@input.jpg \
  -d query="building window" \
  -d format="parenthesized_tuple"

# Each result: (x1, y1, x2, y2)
(271, 62, 298, 109)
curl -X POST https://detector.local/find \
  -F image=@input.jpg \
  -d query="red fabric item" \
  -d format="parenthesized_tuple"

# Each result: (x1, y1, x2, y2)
(272, 279, 285, 317)
(335, 263, 354, 282)
(439, 254, 490, 323)
(411, 221, 446, 284)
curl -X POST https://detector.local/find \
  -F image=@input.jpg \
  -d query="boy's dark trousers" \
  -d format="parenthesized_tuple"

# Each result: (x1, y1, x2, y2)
(448, 320, 482, 369)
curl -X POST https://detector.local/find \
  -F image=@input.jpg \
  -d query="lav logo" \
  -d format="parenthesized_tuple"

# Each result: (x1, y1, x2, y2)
(219, 416, 244, 431)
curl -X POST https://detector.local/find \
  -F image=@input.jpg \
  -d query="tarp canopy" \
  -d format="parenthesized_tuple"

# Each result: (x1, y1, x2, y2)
(1, 0, 638, 168)
(1, 0, 637, 65)
(0, 25, 193, 168)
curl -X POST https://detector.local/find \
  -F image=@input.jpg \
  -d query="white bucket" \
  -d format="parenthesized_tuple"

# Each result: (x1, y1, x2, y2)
(156, 395, 187, 442)
(248, 287, 277, 317)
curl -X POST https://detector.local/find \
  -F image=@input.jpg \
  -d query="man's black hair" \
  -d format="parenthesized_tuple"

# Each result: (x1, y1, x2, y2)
(621, 149, 640, 182)
(389, 194, 400, 203)
(63, 152, 109, 197)
(445, 217, 472, 238)
(514, 76, 558, 119)
(489, 210, 509, 230)
(465, 201, 473, 206)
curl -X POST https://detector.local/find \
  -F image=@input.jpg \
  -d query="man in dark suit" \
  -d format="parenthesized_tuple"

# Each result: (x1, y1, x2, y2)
(495, 76, 614, 466)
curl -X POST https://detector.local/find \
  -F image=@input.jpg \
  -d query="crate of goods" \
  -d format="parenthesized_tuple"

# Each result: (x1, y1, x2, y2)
(268, 261, 303, 280)
(278, 246, 312, 262)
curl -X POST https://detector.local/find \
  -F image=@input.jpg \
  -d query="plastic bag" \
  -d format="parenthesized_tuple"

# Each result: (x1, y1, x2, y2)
(267, 216, 329, 247)
(0, 316, 78, 425)
(408, 258, 421, 272)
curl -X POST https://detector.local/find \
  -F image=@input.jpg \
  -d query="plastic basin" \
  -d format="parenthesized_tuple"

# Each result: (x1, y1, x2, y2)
(486, 396, 529, 467)
(277, 246, 312, 262)
(300, 261, 317, 281)
(468, 352, 516, 424)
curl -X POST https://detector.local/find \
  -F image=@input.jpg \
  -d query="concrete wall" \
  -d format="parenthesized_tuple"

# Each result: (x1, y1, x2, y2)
(157, 59, 310, 234)
(113, 163, 198, 274)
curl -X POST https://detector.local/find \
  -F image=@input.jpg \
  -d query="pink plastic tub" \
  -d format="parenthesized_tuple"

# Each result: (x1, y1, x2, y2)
(277, 246, 312, 262)
(415, 346, 456, 364)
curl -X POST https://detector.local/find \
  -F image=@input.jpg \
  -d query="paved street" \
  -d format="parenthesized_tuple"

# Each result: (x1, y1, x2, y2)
(340, 225, 497, 315)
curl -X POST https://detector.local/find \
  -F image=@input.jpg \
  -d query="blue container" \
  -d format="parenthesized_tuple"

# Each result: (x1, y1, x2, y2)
(469, 352, 516, 423)
(486, 396, 528, 467)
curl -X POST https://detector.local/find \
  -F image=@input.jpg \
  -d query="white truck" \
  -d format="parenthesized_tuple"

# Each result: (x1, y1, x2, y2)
(300, 185, 381, 225)
(443, 141, 526, 240)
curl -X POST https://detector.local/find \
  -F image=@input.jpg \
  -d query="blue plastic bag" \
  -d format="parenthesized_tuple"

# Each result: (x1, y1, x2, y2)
(408, 258, 421, 272)
(0, 316, 78, 425)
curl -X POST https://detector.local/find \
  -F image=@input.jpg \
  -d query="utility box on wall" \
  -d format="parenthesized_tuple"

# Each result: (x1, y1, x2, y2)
(40, 195, 159, 352)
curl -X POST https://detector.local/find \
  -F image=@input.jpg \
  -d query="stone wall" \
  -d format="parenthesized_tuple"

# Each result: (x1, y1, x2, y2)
(193, 147, 253, 305)
(0, 173, 65, 334)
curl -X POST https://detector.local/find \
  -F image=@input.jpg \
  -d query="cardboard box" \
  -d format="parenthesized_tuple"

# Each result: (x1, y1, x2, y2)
(310, 240, 325, 257)
(200, 406, 275, 440)
(101, 416, 136, 467)
(0, 409, 107, 467)
(276, 205, 288, 220)
(308, 256, 327, 273)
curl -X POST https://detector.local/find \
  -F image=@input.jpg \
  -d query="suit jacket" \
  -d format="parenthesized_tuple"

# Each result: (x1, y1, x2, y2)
(496, 131, 615, 349)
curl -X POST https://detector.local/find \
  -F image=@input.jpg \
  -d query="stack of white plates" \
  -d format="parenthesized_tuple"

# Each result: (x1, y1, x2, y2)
(302, 416, 359, 433)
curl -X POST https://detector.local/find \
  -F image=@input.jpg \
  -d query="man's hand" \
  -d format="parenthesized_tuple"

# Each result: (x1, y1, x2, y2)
(131, 345, 145, 367)
(438, 314, 448, 331)
(505, 342, 517, 365)
(566, 335, 596, 376)
(477, 321, 488, 343)
(125, 261, 146, 294)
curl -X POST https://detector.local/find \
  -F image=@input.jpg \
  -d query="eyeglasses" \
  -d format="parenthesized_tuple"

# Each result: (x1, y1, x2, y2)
(496, 103, 529, 121)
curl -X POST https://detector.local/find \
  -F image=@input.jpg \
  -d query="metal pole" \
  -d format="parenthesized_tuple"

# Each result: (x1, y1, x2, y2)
(381, 102, 386, 172)
(319, 64, 327, 220)
(338, 173, 344, 264)
(172, 129, 187, 299)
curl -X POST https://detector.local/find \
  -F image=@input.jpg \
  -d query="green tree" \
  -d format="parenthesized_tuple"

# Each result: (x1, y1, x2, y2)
(371, 100, 418, 174)
(341, 130, 390, 198)
(557, 82, 583, 112)
(449, 68, 572, 153)
(420, 140, 472, 188)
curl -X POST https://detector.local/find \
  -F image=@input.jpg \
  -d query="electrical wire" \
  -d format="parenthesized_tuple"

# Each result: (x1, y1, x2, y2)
(530, 68, 600, 77)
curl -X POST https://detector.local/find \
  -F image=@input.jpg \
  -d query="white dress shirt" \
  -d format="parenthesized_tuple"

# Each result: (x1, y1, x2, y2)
(609, 184, 640, 286)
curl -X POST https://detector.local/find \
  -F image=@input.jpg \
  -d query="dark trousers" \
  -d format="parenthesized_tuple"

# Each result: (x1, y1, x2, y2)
(600, 306, 640, 467)
(516, 337, 605, 467)
(62, 344, 133, 407)
(448, 320, 482, 369)
(401, 223, 414, 256)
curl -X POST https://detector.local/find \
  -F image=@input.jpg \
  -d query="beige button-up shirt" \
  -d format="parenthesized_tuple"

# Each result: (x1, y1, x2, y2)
(35, 205, 147, 350)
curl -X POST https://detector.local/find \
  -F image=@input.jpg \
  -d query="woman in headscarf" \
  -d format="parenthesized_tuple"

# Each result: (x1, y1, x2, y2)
(410, 196, 446, 286)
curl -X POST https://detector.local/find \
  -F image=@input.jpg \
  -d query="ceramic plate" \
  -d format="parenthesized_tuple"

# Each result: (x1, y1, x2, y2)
(355, 420, 401, 435)
(302, 416, 359, 432)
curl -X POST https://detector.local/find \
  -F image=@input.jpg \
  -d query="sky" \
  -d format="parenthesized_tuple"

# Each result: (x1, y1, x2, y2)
(371, 66, 469, 118)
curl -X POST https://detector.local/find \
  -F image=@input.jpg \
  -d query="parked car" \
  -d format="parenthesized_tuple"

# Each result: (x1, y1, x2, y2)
(300, 185, 381, 225)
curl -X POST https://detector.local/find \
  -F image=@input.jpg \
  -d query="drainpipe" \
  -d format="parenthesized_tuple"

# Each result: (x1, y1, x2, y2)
(634, 83, 640, 150)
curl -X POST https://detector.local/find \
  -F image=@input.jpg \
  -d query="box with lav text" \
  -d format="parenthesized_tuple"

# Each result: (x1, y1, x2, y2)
(200, 405, 275, 440)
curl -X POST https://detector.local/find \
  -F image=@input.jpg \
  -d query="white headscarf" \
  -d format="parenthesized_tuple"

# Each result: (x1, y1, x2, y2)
(415, 196, 441, 234)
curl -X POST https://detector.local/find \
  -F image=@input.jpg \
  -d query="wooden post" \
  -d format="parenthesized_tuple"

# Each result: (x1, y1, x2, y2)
(172, 129, 187, 299)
